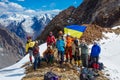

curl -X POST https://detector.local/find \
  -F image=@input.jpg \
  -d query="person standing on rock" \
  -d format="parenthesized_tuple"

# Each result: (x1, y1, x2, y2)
(65, 34, 73, 64)
(33, 41, 41, 70)
(90, 42, 101, 69)
(72, 38, 81, 67)
(58, 30, 64, 40)
(56, 36, 65, 65)
(26, 36, 35, 64)
(56, 30, 64, 60)
(46, 31, 56, 48)
(79, 39, 89, 67)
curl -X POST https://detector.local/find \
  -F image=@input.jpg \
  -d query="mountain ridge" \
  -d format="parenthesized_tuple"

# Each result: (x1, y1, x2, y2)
(0, 25, 25, 69)
(0, 12, 59, 41)
(38, 0, 120, 41)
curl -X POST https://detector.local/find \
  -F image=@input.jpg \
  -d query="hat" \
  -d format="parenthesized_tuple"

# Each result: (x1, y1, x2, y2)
(35, 41, 38, 44)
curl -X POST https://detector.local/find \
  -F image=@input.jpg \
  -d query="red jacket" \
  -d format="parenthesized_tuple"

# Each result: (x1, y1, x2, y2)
(46, 35, 56, 46)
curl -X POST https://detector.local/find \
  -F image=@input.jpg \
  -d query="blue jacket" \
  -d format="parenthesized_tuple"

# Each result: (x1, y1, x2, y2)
(56, 39, 65, 52)
(91, 44, 101, 57)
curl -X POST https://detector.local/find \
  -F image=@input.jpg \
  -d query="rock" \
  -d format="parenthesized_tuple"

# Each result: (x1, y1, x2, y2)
(38, 0, 120, 42)
(0, 25, 24, 69)
(106, 74, 110, 76)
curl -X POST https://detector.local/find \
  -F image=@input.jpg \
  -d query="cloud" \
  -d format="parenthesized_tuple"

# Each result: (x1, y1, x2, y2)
(73, 1, 77, 5)
(8, 2, 24, 9)
(0, 1, 61, 16)
(0, 2, 8, 13)
(17, 0, 25, 2)
(25, 9, 36, 13)
(37, 9, 61, 14)
(1, 0, 9, 2)
(0, 2, 24, 13)
(0, 2, 7, 8)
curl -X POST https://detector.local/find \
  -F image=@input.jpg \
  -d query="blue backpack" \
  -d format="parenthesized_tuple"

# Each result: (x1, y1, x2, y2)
(98, 62, 104, 70)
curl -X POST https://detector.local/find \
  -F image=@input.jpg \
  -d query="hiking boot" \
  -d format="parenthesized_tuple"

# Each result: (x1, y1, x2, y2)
(70, 59, 72, 64)
(60, 64, 64, 68)
(65, 58, 68, 62)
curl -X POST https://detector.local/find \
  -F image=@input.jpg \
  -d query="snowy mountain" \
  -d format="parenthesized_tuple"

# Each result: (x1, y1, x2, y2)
(0, 11, 60, 41)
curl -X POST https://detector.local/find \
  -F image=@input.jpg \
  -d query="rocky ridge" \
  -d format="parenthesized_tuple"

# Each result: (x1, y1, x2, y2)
(38, 0, 120, 42)
(0, 25, 25, 69)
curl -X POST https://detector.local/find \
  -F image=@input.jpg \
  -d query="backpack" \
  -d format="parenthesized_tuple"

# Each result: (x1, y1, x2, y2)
(92, 63, 99, 69)
(80, 68, 96, 80)
(29, 41, 35, 48)
(44, 71, 59, 80)
(98, 62, 104, 70)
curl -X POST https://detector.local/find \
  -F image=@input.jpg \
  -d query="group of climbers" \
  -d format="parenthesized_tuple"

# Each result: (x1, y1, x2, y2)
(45, 31, 101, 69)
(25, 31, 101, 71)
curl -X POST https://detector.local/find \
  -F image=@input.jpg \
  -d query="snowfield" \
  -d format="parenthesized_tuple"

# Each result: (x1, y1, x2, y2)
(100, 32, 120, 80)
(0, 27, 120, 80)
(0, 43, 47, 80)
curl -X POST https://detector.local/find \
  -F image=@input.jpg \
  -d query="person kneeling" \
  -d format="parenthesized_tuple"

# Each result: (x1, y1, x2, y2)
(43, 45, 54, 65)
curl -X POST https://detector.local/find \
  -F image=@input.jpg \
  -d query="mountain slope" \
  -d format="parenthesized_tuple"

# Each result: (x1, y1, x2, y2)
(0, 43, 47, 80)
(0, 26, 120, 80)
(72, 0, 120, 27)
(0, 25, 24, 69)
(38, 0, 120, 41)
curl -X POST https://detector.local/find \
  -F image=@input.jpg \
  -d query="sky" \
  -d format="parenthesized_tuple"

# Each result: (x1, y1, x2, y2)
(0, 0, 83, 12)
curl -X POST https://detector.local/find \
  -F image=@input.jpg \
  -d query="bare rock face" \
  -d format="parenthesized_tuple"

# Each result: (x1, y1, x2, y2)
(0, 25, 25, 69)
(38, 0, 120, 41)
(72, 0, 120, 27)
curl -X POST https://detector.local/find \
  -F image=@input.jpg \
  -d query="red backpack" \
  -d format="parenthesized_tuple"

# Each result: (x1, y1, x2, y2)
(92, 63, 99, 69)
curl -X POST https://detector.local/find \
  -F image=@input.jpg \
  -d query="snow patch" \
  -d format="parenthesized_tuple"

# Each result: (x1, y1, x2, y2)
(112, 26, 120, 29)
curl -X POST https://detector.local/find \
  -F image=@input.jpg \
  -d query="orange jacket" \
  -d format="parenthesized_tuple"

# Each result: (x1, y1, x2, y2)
(66, 36, 73, 47)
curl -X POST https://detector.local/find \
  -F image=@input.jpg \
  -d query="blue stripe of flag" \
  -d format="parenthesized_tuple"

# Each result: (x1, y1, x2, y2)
(66, 25, 87, 32)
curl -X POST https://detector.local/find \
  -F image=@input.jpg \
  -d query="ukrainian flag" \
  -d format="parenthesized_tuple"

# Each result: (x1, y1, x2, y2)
(64, 25, 87, 38)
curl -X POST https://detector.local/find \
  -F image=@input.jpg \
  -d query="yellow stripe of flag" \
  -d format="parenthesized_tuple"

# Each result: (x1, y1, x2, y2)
(64, 28, 83, 38)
